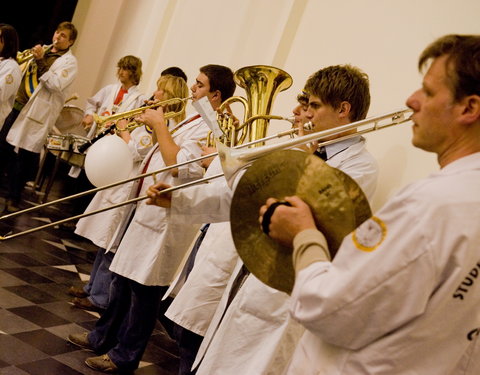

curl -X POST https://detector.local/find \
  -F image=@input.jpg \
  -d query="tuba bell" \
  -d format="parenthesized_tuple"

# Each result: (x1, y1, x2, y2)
(216, 65, 293, 147)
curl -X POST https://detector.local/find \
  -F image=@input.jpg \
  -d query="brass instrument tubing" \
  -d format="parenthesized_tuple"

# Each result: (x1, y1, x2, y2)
(0, 173, 224, 241)
(0, 125, 300, 222)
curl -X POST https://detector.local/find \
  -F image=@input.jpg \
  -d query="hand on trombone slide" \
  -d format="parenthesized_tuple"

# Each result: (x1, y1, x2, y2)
(200, 145, 217, 169)
(146, 182, 173, 208)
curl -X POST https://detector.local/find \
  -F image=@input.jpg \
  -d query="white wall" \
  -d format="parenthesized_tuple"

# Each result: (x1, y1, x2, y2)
(70, 0, 480, 211)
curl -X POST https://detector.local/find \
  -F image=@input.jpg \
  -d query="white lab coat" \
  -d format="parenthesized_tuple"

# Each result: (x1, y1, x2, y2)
(74, 126, 155, 250)
(194, 137, 379, 375)
(109, 114, 209, 286)
(0, 57, 22, 128)
(287, 152, 480, 375)
(164, 156, 238, 336)
(7, 49, 77, 153)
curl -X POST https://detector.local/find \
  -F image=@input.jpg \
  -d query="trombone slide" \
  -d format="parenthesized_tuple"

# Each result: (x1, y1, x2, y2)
(218, 108, 413, 185)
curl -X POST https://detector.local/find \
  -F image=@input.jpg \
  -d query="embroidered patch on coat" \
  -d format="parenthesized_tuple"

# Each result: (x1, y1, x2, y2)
(352, 216, 387, 252)
(5, 74, 13, 84)
(140, 135, 153, 147)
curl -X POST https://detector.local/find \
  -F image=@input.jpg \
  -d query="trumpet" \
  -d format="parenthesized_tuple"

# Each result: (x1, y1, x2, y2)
(17, 43, 53, 65)
(77, 97, 192, 153)
(0, 108, 412, 240)
(93, 97, 192, 134)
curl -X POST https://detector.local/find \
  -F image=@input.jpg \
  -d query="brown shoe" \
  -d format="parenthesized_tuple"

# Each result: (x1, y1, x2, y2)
(85, 354, 118, 373)
(67, 332, 94, 351)
(68, 285, 88, 298)
(72, 297, 104, 313)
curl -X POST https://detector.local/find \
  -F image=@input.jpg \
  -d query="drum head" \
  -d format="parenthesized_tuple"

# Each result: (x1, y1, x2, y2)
(55, 105, 86, 136)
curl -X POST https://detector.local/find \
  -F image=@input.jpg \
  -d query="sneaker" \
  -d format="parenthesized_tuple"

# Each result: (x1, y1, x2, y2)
(68, 285, 88, 298)
(72, 297, 105, 313)
(67, 332, 94, 351)
(85, 354, 119, 373)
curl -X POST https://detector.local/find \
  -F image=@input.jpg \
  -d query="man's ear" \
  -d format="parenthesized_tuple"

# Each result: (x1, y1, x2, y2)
(460, 95, 480, 125)
(338, 101, 351, 119)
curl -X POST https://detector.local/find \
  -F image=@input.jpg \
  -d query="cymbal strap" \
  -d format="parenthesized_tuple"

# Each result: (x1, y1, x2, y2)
(261, 201, 292, 235)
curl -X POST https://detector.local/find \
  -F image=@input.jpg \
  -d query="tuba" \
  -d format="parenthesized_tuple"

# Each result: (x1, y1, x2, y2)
(216, 65, 293, 147)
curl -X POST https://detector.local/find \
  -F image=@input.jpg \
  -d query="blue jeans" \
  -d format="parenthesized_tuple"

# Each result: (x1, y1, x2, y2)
(84, 248, 114, 309)
(88, 273, 164, 372)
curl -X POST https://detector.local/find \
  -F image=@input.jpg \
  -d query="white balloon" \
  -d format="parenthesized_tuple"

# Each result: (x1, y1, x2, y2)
(84, 135, 133, 187)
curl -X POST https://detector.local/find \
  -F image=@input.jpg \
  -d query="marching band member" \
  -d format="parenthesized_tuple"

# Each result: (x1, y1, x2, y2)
(80, 55, 145, 134)
(0, 24, 21, 132)
(70, 70, 187, 312)
(0, 24, 21, 193)
(194, 65, 379, 375)
(67, 65, 235, 374)
(3, 22, 78, 212)
(262, 34, 480, 375)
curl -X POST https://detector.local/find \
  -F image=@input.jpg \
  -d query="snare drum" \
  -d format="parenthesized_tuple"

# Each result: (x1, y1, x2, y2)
(46, 134, 71, 151)
(60, 135, 90, 168)
(55, 105, 87, 137)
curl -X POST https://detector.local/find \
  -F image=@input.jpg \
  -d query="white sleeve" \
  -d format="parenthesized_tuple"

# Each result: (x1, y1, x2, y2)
(290, 195, 437, 350)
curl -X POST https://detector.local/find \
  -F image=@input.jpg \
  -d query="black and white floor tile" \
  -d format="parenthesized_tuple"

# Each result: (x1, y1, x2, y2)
(0, 171, 179, 375)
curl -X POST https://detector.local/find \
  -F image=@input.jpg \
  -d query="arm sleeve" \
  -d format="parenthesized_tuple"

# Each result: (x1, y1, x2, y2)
(290, 196, 437, 350)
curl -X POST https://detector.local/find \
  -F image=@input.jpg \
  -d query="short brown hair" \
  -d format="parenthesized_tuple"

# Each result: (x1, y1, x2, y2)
(57, 21, 78, 43)
(304, 65, 370, 122)
(199, 64, 235, 102)
(419, 34, 480, 102)
(117, 55, 143, 85)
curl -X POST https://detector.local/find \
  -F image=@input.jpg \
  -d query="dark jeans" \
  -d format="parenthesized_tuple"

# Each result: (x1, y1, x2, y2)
(0, 108, 19, 190)
(84, 249, 114, 309)
(88, 273, 165, 372)
(172, 323, 203, 375)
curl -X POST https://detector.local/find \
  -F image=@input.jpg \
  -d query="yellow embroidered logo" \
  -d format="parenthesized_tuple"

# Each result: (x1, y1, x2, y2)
(352, 216, 387, 252)
(62, 70, 68, 78)
(140, 135, 153, 147)
(5, 74, 13, 84)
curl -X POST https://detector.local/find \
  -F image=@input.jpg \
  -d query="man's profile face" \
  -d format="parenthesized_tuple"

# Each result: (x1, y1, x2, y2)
(306, 94, 342, 133)
(53, 28, 73, 50)
(191, 72, 212, 103)
(292, 100, 309, 130)
(117, 68, 133, 86)
(406, 55, 459, 155)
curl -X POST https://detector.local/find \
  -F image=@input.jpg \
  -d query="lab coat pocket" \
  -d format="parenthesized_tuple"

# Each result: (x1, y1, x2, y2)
(26, 97, 50, 124)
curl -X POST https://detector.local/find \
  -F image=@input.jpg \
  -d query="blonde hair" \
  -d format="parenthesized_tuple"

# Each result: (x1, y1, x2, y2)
(156, 75, 189, 123)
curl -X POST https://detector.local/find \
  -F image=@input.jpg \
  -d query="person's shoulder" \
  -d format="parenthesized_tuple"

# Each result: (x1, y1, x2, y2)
(2, 58, 22, 74)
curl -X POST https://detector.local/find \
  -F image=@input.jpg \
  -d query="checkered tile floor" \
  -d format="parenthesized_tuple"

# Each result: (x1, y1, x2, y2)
(0, 174, 179, 375)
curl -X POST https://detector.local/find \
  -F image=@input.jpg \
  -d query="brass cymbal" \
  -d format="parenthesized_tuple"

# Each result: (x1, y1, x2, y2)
(230, 149, 368, 294)
(332, 168, 372, 227)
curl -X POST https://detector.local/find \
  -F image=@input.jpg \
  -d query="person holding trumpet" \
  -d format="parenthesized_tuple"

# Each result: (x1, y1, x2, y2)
(260, 34, 480, 374)
(68, 65, 235, 374)
(0, 21, 78, 213)
(69, 69, 187, 313)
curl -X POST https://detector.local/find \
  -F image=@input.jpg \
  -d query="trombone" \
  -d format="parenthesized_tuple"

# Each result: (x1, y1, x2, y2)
(0, 108, 412, 240)
(0, 117, 303, 240)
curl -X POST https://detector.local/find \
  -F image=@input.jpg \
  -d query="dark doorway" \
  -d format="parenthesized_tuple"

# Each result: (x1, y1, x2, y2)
(1, 0, 78, 50)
